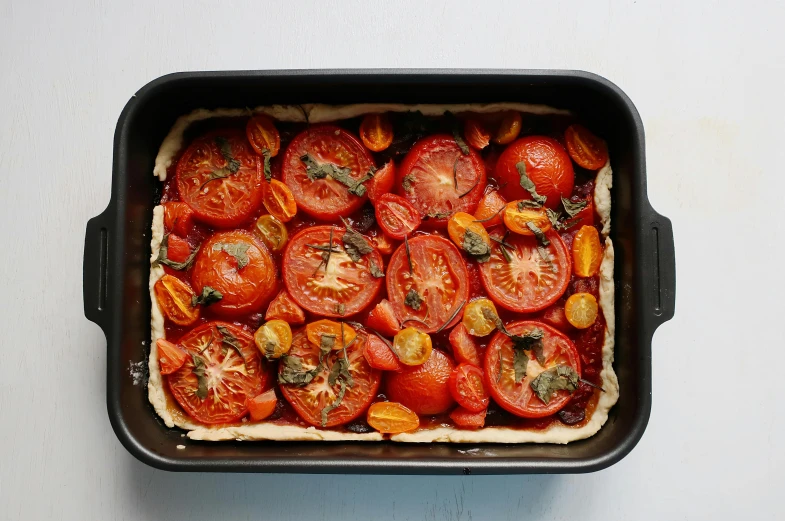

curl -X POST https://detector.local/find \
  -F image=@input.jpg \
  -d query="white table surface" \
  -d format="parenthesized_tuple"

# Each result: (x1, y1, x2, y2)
(2, 0, 783, 519)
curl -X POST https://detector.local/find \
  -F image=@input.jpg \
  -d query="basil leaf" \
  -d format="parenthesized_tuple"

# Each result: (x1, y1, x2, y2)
(444, 111, 470, 155)
(216, 325, 247, 365)
(462, 228, 491, 263)
(517, 199, 543, 210)
(491, 236, 513, 263)
(515, 162, 547, 206)
(340, 218, 373, 262)
(191, 286, 223, 307)
(191, 355, 208, 400)
(261, 148, 272, 182)
(545, 208, 562, 228)
(536, 246, 554, 271)
(215, 136, 241, 173)
(278, 355, 319, 386)
(525, 222, 550, 247)
(404, 288, 424, 311)
(300, 153, 370, 197)
(561, 197, 588, 218)
(320, 379, 347, 426)
(369, 259, 385, 278)
(530, 365, 580, 404)
(212, 242, 250, 269)
(513, 349, 529, 383)
(154, 233, 199, 271)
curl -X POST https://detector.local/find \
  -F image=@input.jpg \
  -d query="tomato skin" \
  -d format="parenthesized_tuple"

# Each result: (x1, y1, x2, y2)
(363, 334, 404, 372)
(503, 202, 552, 236)
(539, 304, 572, 332)
(281, 125, 374, 220)
(262, 179, 297, 223)
(474, 190, 506, 228)
(493, 111, 522, 145)
(385, 349, 456, 415)
(247, 389, 278, 421)
(367, 229, 396, 255)
(448, 363, 489, 413)
(366, 299, 401, 337)
(367, 401, 419, 433)
(495, 136, 574, 209)
(450, 406, 486, 429)
(265, 290, 306, 325)
(572, 225, 603, 277)
(191, 230, 276, 317)
(367, 161, 395, 203)
(564, 124, 608, 170)
(398, 135, 486, 227)
(464, 119, 491, 150)
(375, 193, 422, 239)
(163, 202, 194, 236)
(156, 339, 187, 375)
(154, 274, 199, 326)
(448, 323, 481, 367)
(306, 319, 357, 350)
(246, 114, 281, 157)
(254, 214, 288, 252)
(166, 234, 191, 264)
(359, 113, 394, 152)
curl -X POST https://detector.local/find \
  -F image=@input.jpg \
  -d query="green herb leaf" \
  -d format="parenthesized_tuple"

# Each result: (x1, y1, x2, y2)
(216, 136, 241, 173)
(402, 174, 416, 193)
(154, 234, 199, 271)
(536, 246, 554, 270)
(261, 148, 272, 182)
(525, 222, 550, 247)
(348, 166, 376, 197)
(546, 208, 562, 228)
(513, 349, 529, 383)
(191, 286, 223, 307)
(340, 218, 373, 262)
(369, 259, 385, 278)
(445, 111, 470, 155)
(481, 308, 546, 370)
(216, 325, 247, 365)
(530, 365, 580, 404)
(320, 378, 347, 426)
(191, 355, 208, 400)
(212, 241, 250, 269)
(426, 211, 451, 220)
(517, 199, 543, 210)
(490, 236, 513, 263)
(404, 288, 424, 311)
(515, 161, 547, 206)
(561, 197, 588, 218)
(300, 153, 370, 196)
(335, 303, 346, 316)
(278, 355, 319, 386)
(462, 228, 491, 262)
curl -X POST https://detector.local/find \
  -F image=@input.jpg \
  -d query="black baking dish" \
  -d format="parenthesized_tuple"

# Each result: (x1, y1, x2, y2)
(84, 69, 675, 474)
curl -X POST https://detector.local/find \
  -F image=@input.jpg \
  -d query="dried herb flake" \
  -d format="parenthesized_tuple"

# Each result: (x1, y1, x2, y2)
(525, 222, 550, 247)
(154, 234, 199, 271)
(404, 288, 424, 311)
(462, 228, 491, 263)
(516, 161, 547, 206)
(212, 242, 250, 269)
(561, 197, 588, 218)
(191, 286, 223, 307)
(530, 365, 580, 404)
(340, 218, 373, 262)
(300, 153, 370, 197)
(191, 355, 208, 400)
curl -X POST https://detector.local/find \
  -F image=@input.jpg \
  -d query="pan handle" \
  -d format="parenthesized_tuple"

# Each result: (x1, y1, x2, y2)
(642, 204, 676, 330)
(83, 207, 112, 332)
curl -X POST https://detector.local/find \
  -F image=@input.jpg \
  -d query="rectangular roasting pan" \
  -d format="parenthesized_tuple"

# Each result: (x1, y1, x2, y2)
(83, 69, 675, 474)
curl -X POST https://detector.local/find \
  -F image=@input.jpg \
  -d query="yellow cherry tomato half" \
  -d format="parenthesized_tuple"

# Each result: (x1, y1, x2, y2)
(367, 401, 420, 433)
(392, 327, 433, 366)
(565, 292, 599, 329)
(572, 225, 603, 277)
(306, 319, 358, 351)
(462, 298, 498, 337)
(503, 201, 552, 236)
(254, 319, 293, 359)
(254, 214, 288, 252)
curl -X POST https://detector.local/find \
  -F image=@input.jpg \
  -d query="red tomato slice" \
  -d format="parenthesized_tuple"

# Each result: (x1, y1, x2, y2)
(166, 234, 191, 264)
(484, 321, 581, 418)
(366, 299, 401, 337)
(247, 389, 278, 421)
(281, 125, 374, 220)
(450, 406, 486, 429)
(156, 339, 187, 375)
(168, 322, 266, 424)
(397, 135, 486, 226)
(163, 202, 194, 236)
(191, 230, 276, 317)
(375, 193, 422, 239)
(385, 349, 455, 415)
(282, 226, 384, 317)
(176, 130, 264, 228)
(448, 323, 481, 367)
(448, 363, 489, 412)
(480, 228, 571, 313)
(363, 334, 404, 372)
(495, 136, 574, 209)
(265, 290, 306, 325)
(279, 328, 381, 427)
(367, 161, 395, 203)
(539, 303, 572, 332)
(386, 235, 469, 333)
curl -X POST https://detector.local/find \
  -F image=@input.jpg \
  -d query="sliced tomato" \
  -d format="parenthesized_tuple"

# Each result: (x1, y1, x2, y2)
(480, 228, 571, 313)
(397, 135, 486, 226)
(385, 349, 456, 415)
(495, 136, 574, 209)
(306, 319, 357, 351)
(279, 328, 381, 427)
(254, 214, 288, 252)
(282, 226, 384, 317)
(366, 299, 401, 337)
(484, 321, 581, 418)
(359, 113, 394, 152)
(246, 114, 281, 157)
(367, 402, 419, 433)
(166, 234, 191, 264)
(564, 124, 608, 170)
(572, 225, 603, 277)
(265, 290, 306, 325)
(163, 202, 194, 236)
(176, 129, 264, 228)
(392, 327, 432, 366)
(449, 363, 489, 413)
(366, 228, 396, 255)
(154, 274, 199, 326)
(281, 125, 374, 220)
(254, 319, 293, 359)
(191, 230, 276, 317)
(473, 190, 506, 228)
(463, 118, 491, 150)
(247, 389, 278, 421)
(461, 298, 498, 337)
(262, 179, 297, 223)
(156, 339, 187, 375)
(450, 406, 486, 429)
(367, 161, 395, 203)
(502, 202, 551, 236)
(565, 293, 599, 329)
(448, 323, 481, 367)
(375, 193, 421, 239)
(493, 111, 522, 145)
(363, 334, 404, 372)
(386, 235, 469, 333)
(168, 322, 266, 424)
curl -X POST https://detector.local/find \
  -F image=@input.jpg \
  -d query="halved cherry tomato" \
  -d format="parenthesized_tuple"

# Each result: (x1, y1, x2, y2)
(154, 274, 199, 326)
(385, 349, 456, 415)
(366, 299, 401, 337)
(254, 214, 288, 252)
(387, 235, 469, 333)
(480, 228, 571, 313)
(254, 319, 293, 359)
(450, 406, 486, 429)
(375, 193, 421, 239)
(398, 135, 486, 226)
(367, 229, 395, 255)
(262, 179, 297, 223)
(363, 334, 404, 372)
(246, 114, 281, 157)
(462, 298, 498, 337)
(166, 234, 192, 264)
(495, 136, 574, 209)
(539, 304, 572, 332)
(448, 323, 481, 367)
(367, 401, 419, 433)
(473, 190, 506, 228)
(493, 111, 522, 145)
(484, 321, 581, 418)
(163, 202, 194, 236)
(449, 363, 489, 412)
(392, 327, 432, 366)
(447, 212, 491, 254)
(464, 118, 491, 150)
(176, 129, 263, 228)
(191, 230, 276, 317)
(503, 202, 552, 236)
(279, 329, 381, 427)
(168, 322, 266, 424)
(283, 226, 384, 317)
(265, 290, 306, 325)
(366, 161, 395, 203)
(572, 225, 603, 277)
(156, 339, 187, 375)
(359, 113, 394, 152)
(565, 293, 599, 329)
(282, 125, 374, 220)
(306, 319, 357, 350)
(247, 389, 278, 421)
(564, 124, 608, 170)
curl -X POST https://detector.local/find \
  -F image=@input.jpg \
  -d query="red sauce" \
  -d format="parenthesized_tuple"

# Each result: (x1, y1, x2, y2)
(156, 113, 608, 433)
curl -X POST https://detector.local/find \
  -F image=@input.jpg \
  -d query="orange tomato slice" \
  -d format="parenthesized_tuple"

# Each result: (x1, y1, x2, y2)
(503, 202, 552, 236)
(247, 389, 278, 421)
(392, 327, 432, 366)
(156, 339, 187, 375)
(262, 179, 297, 223)
(493, 111, 522, 145)
(153, 274, 199, 326)
(565, 293, 599, 329)
(254, 214, 288, 252)
(464, 118, 491, 150)
(246, 114, 281, 157)
(254, 319, 293, 359)
(306, 319, 357, 351)
(447, 212, 491, 253)
(367, 402, 420, 433)
(564, 124, 608, 170)
(462, 298, 498, 337)
(474, 190, 506, 228)
(359, 113, 394, 152)
(572, 225, 603, 277)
